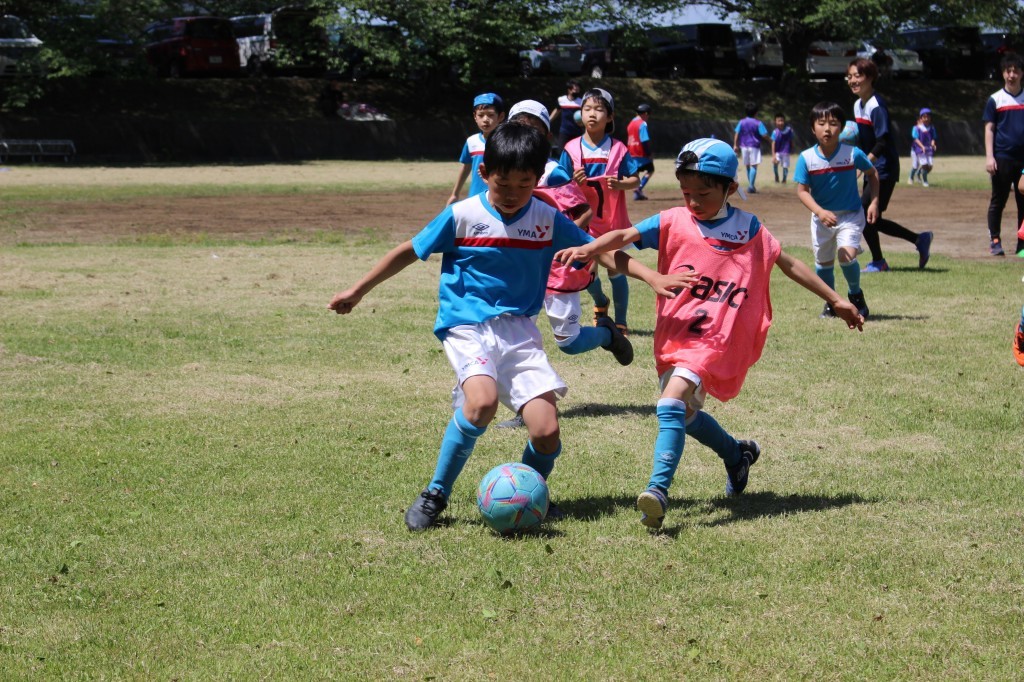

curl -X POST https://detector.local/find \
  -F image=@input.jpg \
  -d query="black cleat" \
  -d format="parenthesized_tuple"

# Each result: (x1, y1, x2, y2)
(404, 488, 448, 531)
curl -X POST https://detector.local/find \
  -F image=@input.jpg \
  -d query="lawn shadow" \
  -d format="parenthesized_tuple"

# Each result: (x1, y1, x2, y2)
(557, 493, 639, 521)
(560, 402, 656, 420)
(864, 313, 929, 322)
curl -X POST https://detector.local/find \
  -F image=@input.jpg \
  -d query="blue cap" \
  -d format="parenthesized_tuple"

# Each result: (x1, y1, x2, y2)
(919, 107, 931, 116)
(473, 92, 502, 109)
(675, 138, 738, 179)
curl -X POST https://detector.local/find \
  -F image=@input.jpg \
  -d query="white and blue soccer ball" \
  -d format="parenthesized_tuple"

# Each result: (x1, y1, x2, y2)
(839, 120, 859, 145)
(477, 463, 549, 535)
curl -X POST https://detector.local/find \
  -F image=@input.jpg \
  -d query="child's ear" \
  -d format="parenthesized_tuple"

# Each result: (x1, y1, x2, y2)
(726, 182, 739, 197)
(477, 163, 488, 180)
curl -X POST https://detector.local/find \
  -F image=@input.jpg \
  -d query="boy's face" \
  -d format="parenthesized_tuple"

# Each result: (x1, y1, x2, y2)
(474, 106, 504, 135)
(581, 99, 610, 136)
(678, 174, 735, 221)
(1003, 64, 1022, 89)
(775, 116, 785, 129)
(812, 115, 842, 148)
(846, 66, 872, 96)
(480, 166, 539, 218)
(920, 113, 932, 125)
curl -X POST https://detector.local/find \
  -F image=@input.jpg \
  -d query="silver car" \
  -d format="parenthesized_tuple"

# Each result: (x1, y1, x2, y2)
(858, 41, 924, 79)
(0, 15, 42, 77)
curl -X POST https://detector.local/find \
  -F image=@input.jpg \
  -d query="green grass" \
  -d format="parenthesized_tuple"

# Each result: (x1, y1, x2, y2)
(2, 227, 1023, 678)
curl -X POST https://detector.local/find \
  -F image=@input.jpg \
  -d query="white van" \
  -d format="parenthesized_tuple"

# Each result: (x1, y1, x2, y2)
(0, 15, 42, 77)
(231, 6, 328, 76)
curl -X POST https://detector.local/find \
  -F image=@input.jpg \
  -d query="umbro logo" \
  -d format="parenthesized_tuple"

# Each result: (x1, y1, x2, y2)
(471, 223, 490, 236)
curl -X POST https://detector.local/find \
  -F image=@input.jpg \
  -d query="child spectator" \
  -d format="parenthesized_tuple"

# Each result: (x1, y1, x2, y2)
(548, 79, 583, 154)
(556, 87, 642, 335)
(793, 102, 879, 320)
(770, 113, 794, 183)
(329, 122, 694, 530)
(909, 108, 937, 186)
(554, 138, 863, 529)
(447, 93, 505, 205)
(627, 103, 655, 200)
(984, 53, 1024, 257)
(733, 101, 769, 193)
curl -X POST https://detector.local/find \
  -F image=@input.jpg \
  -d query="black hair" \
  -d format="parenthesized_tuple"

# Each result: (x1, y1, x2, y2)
(848, 57, 878, 82)
(1001, 52, 1024, 72)
(482, 122, 548, 179)
(774, 112, 786, 120)
(474, 101, 505, 114)
(566, 79, 580, 90)
(810, 101, 846, 126)
(674, 150, 733, 192)
(744, 100, 758, 117)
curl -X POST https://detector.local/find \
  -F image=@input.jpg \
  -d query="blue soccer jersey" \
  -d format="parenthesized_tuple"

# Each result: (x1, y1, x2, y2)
(793, 143, 874, 212)
(458, 132, 488, 197)
(983, 87, 1024, 162)
(412, 194, 593, 339)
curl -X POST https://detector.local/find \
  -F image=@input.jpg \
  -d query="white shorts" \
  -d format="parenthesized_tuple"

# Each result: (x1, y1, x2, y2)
(917, 151, 934, 167)
(811, 210, 865, 264)
(741, 146, 762, 166)
(543, 291, 583, 342)
(658, 367, 707, 414)
(910, 149, 919, 169)
(774, 152, 790, 168)
(442, 315, 567, 413)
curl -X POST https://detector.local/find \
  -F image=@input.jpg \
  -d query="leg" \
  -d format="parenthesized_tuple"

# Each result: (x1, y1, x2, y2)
(861, 179, 885, 265)
(609, 271, 630, 331)
(587, 270, 610, 320)
(987, 162, 1013, 247)
(520, 392, 560, 478)
(873, 175, 919, 245)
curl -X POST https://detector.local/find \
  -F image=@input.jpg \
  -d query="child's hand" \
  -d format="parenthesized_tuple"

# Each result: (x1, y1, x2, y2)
(865, 201, 879, 224)
(817, 210, 838, 227)
(554, 246, 593, 265)
(607, 176, 627, 190)
(572, 168, 588, 186)
(650, 271, 699, 298)
(328, 288, 362, 315)
(446, 193, 458, 206)
(832, 300, 864, 331)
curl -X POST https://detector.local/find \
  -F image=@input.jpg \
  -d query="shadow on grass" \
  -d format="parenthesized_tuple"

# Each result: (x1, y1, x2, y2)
(560, 402, 657, 420)
(863, 313, 929, 322)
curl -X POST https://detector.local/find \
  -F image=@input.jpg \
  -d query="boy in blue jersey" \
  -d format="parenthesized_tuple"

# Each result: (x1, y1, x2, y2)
(329, 122, 696, 531)
(794, 102, 879, 320)
(733, 101, 769, 193)
(447, 93, 505, 205)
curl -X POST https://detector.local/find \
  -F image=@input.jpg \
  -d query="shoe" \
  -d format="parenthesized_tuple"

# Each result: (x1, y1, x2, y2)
(593, 304, 610, 326)
(1017, 249, 1024, 259)
(637, 487, 668, 529)
(633, 190, 648, 201)
(596, 317, 633, 365)
(849, 291, 869, 320)
(404, 488, 447, 531)
(725, 440, 761, 497)
(916, 231, 933, 269)
(922, 181, 929, 187)
(546, 501, 565, 520)
(616, 323, 629, 337)
(747, 186, 757, 194)
(990, 238, 1005, 256)
(1015, 327, 1024, 367)
(861, 259, 890, 273)
(907, 178, 914, 185)
(495, 414, 524, 429)
(820, 303, 836, 319)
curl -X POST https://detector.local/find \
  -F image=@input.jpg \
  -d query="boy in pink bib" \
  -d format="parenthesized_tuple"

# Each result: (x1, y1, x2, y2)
(556, 138, 864, 529)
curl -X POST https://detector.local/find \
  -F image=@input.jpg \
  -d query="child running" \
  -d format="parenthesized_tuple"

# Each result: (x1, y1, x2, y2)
(909, 108, 937, 187)
(447, 93, 505, 205)
(628, 103, 655, 200)
(554, 138, 864, 529)
(794, 101, 879, 320)
(330, 123, 694, 531)
(770, 113, 794, 183)
(556, 87, 642, 335)
(733, 101, 769, 193)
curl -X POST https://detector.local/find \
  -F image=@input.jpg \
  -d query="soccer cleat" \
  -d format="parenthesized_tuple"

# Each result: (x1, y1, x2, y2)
(495, 414, 525, 429)
(633, 190, 649, 201)
(404, 488, 448, 531)
(616, 323, 629, 337)
(861, 259, 890, 273)
(990, 238, 1005, 256)
(916, 231, 933, 269)
(597, 317, 634, 366)
(820, 303, 836, 319)
(747, 186, 757, 194)
(593, 304, 610, 326)
(637, 487, 668, 529)
(849, 291, 869, 320)
(922, 181, 930, 187)
(725, 440, 761, 497)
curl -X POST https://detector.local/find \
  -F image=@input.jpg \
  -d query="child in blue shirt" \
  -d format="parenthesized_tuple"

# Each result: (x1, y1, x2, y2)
(794, 102, 879, 320)
(733, 101, 769, 193)
(447, 93, 505, 205)
(770, 113, 794, 183)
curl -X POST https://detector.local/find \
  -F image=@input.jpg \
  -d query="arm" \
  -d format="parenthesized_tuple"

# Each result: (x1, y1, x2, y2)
(608, 175, 640, 191)
(447, 164, 472, 205)
(328, 240, 419, 314)
(549, 107, 561, 125)
(985, 121, 996, 175)
(775, 251, 863, 331)
(554, 226, 641, 265)
(863, 167, 880, 224)
(570, 205, 593, 231)
(595, 250, 698, 298)
(733, 130, 741, 152)
(796, 183, 837, 227)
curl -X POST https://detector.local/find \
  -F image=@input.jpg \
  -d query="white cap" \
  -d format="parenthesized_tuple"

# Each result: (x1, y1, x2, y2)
(508, 99, 551, 132)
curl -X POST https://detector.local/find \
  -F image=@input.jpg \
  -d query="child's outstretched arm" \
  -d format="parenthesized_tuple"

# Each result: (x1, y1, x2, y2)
(447, 164, 472, 205)
(775, 251, 864, 331)
(554, 227, 641, 265)
(328, 240, 419, 314)
(594, 250, 697, 298)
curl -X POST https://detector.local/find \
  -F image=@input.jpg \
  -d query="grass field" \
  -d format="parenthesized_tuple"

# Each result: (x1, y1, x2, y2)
(1, 160, 1023, 679)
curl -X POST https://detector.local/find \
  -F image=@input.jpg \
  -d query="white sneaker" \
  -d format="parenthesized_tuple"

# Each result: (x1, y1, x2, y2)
(922, 181, 929, 187)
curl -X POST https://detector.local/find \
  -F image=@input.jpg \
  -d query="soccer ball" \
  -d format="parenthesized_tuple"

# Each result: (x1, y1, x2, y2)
(476, 463, 549, 535)
(839, 120, 859, 145)
(573, 109, 583, 127)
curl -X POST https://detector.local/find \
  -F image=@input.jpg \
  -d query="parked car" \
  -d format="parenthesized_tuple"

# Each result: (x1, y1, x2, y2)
(806, 39, 860, 78)
(734, 28, 783, 78)
(897, 26, 984, 79)
(857, 40, 923, 79)
(141, 16, 241, 78)
(980, 30, 1024, 80)
(643, 23, 740, 79)
(519, 34, 611, 78)
(0, 15, 43, 77)
(231, 6, 328, 76)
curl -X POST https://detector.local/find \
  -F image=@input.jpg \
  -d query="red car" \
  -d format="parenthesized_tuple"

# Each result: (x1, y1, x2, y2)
(142, 17, 241, 77)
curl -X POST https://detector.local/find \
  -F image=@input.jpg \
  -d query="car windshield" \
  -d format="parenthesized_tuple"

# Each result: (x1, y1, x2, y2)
(0, 17, 33, 39)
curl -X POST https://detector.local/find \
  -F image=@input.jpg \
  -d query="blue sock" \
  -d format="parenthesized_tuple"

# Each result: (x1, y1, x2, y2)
(587, 276, 609, 309)
(815, 264, 835, 291)
(609, 273, 629, 326)
(648, 399, 687, 492)
(909, 168, 917, 182)
(685, 411, 740, 466)
(1019, 305, 1024, 331)
(429, 408, 486, 495)
(840, 259, 861, 295)
(747, 166, 756, 188)
(559, 325, 610, 355)
(782, 167, 788, 182)
(773, 164, 779, 181)
(639, 175, 650, 190)
(522, 440, 561, 480)
(921, 169, 929, 183)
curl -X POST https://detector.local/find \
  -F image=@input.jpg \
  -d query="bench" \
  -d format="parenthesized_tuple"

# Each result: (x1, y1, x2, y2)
(0, 139, 76, 163)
